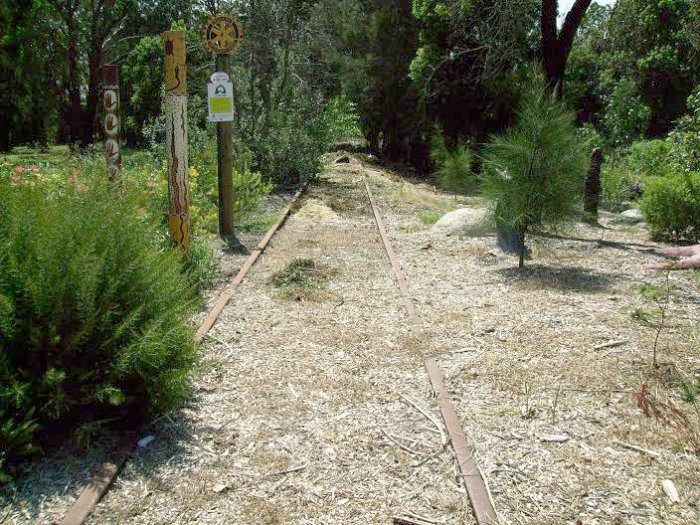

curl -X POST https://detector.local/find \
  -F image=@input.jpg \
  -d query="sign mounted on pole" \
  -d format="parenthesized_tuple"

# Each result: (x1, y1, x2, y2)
(207, 72, 234, 122)
(202, 14, 243, 55)
(102, 64, 121, 181)
(201, 13, 244, 238)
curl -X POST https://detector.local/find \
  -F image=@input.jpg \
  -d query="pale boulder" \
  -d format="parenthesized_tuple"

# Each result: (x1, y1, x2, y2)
(432, 207, 493, 236)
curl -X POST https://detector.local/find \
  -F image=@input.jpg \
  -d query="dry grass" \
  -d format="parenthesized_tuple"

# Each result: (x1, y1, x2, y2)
(6, 154, 700, 525)
(374, 165, 700, 525)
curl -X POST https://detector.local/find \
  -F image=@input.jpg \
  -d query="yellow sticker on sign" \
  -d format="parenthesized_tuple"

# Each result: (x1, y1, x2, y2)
(210, 98, 232, 113)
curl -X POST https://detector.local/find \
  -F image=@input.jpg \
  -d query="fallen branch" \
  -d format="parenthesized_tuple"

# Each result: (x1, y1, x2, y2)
(612, 440, 661, 458)
(397, 392, 447, 447)
(593, 340, 627, 351)
(269, 463, 308, 477)
(392, 512, 442, 525)
(382, 429, 421, 456)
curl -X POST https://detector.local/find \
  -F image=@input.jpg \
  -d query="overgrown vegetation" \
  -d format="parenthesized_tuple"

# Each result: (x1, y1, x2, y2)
(429, 132, 475, 195)
(0, 167, 199, 483)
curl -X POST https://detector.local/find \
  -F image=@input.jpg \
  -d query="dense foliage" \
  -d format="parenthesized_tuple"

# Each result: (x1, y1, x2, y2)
(0, 164, 200, 482)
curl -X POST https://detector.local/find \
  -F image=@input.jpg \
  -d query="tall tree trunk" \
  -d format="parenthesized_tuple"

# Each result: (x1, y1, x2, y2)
(66, 7, 83, 149)
(84, 50, 103, 146)
(540, 0, 592, 95)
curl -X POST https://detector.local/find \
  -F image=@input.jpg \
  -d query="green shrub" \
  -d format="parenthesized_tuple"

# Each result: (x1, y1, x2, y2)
(254, 94, 361, 185)
(430, 132, 475, 194)
(668, 87, 700, 174)
(640, 173, 700, 242)
(624, 140, 675, 179)
(0, 169, 198, 481)
(599, 140, 675, 211)
(601, 76, 651, 146)
(601, 159, 639, 211)
(481, 67, 589, 267)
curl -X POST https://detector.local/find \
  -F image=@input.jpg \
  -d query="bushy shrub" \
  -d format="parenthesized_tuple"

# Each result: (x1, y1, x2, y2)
(668, 86, 700, 173)
(599, 140, 675, 211)
(481, 67, 589, 267)
(640, 172, 700, 242)
(624, 139, 675, 179)
(429, 132, 475, 194)
(253, 94, 361, 185)
(601, 159, 639, 211)
(0, 168, 198, 481)
(601, 76, 651, 146)
(319, 95, 363, 149)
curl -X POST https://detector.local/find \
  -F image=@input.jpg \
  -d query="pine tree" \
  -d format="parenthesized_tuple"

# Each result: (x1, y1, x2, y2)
(481, 67, 589, 267)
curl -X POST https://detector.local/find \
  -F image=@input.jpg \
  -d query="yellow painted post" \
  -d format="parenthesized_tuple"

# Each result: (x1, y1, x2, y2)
(164, 30, 191, 260)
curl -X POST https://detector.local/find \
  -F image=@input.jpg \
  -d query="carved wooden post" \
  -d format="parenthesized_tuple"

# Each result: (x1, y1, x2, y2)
(584, 147, 602, 216)
(164, 30, 191, 260)
(102, 65, 121, 181)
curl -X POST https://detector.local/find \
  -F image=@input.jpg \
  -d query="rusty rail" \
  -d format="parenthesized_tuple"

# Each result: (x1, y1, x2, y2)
(58, 185, 306, 525)
(363, 178, 498, 525)
(196, 184, 307, 341)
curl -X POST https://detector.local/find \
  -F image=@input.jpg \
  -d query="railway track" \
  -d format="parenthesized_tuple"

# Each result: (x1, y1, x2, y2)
(57, 168, 497, 525)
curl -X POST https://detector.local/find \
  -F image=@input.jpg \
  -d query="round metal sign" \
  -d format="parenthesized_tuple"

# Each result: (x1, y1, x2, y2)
(202, 14, 243, 54)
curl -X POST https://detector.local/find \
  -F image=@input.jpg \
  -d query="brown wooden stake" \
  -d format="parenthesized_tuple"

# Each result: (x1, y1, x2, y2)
(164, 30, 191, 260)
(102, 65, 121, 181)
(216, 53, 235, 238)
(584, 147, 602, 215)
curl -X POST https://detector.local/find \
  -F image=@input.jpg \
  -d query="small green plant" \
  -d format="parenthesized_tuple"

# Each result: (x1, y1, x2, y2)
(480, 67, 589, 267)
(550, 384, 563, 424)
(681, 377, 700, 403)
(430, 131, 475, 195)
(520, 381, 537, 419)
(419, 210, 441, 225)
(271, 258, 333, 301)
(640, 173, 700, 242)
(632, 276, 673, 368)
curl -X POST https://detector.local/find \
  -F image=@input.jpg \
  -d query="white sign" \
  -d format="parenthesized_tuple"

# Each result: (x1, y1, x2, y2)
(207, 71, 234, 123)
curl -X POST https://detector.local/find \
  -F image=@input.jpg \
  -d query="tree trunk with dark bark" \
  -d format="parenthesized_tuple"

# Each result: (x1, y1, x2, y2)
(84, 50, 103, 146)
(66, 6, 83, 149)
(540, 0, 593, 95)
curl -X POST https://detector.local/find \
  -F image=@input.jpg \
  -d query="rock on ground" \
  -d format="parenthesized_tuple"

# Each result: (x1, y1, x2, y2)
(619, 208, 644, 223)
(432, 207, 492, 236)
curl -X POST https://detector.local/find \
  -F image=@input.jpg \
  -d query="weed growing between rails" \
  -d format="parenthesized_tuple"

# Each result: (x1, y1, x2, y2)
(270, 258, 338, 302)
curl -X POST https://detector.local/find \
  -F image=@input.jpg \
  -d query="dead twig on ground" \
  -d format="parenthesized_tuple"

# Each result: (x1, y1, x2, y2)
(593, 340, 628, 351)
(382, 429, 421, 456)
(612, 440, 661, 458)
(397, 392, 447, 447)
